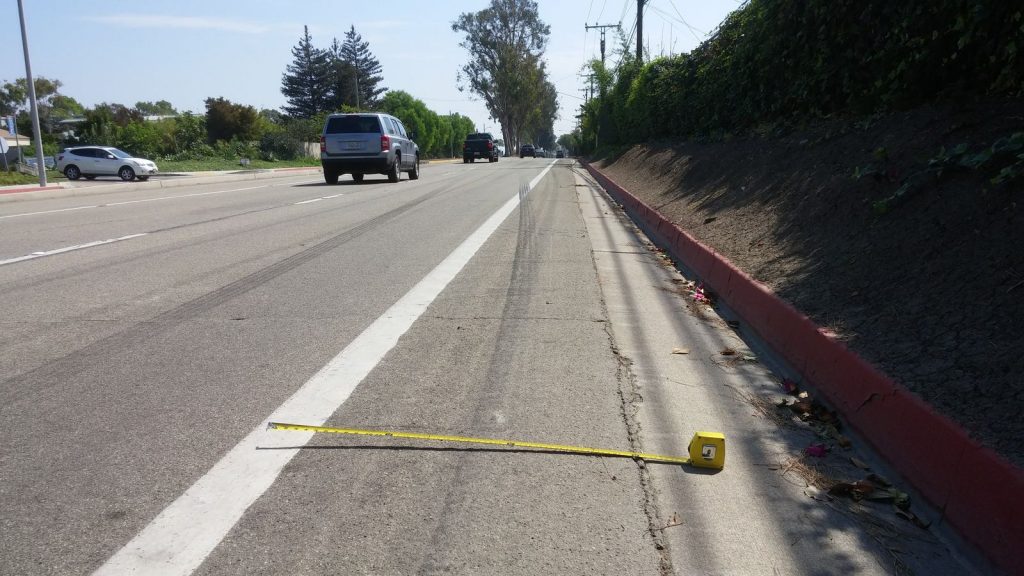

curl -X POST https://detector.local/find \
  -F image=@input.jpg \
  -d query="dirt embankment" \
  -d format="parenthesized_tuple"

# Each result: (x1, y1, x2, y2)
(595, 99, 1024, 467)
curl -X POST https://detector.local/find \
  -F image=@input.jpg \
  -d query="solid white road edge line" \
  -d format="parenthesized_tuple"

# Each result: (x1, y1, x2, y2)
(93, 159, 557, 576)
(0, 233, 148, 266)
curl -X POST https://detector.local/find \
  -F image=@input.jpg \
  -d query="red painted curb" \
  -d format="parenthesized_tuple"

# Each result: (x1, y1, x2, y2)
(583, 160, 1024, 574)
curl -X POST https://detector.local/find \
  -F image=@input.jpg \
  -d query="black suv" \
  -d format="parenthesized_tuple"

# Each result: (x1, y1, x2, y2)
(519, 144, 536, 158)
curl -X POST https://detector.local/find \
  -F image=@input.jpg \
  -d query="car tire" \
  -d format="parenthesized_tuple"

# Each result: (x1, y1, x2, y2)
(325, 169, 339, 184)
(119, 166, 136, 181)
(463, 157, 470, 164)
(408, 155, 420, 180)
(388, 156, 401, 182)
(64, 165, 81, 180)
(352, 173, 364, 182)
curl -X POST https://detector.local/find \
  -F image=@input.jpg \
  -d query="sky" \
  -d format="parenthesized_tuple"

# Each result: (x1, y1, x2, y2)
(2, 0, 742, 137)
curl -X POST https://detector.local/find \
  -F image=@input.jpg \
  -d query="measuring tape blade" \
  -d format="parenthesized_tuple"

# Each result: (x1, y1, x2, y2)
(268, 422, 691, 465)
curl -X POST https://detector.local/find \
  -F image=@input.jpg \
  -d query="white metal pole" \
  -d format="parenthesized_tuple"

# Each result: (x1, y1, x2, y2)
(17, 0, 47, 187)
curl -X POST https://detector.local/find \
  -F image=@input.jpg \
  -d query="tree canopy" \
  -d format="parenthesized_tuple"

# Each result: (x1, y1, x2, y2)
(340, 26, 387, 108)
(281, 26, 332, 118)
(452, 0, 557, 153)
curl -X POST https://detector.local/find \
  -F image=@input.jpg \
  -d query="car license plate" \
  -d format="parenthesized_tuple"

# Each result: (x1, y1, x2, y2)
(345, 141, 363, 150)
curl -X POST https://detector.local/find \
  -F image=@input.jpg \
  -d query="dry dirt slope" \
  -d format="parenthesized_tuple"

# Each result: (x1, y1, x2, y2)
(595, 99, 1024, 468)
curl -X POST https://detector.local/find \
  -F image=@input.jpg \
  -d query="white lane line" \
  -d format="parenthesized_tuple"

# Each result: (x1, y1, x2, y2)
(93, 160, 557, 576)
(0, 204, 98, 220)
(293, 198, 323, 205)
(104, 185, 268, 206)
(322, 193, 344, 199)
(0, 233, 148, 266)
(0, 185, 269, 219)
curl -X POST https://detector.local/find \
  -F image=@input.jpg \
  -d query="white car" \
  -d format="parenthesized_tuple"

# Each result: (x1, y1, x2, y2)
(56, 146, 159, 181)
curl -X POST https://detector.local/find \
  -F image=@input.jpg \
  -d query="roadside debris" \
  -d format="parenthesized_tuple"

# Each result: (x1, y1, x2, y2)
(720, 347, 737, 356)
(671, 347, 691, 355)
(805, 443, 829, 457)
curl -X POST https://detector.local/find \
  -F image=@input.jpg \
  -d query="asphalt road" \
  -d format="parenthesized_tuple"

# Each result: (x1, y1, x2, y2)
(0, 160, 982, 575)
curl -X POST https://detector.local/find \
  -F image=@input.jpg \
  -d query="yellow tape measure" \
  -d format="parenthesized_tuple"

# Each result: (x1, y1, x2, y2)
(267, 422, 726, 469)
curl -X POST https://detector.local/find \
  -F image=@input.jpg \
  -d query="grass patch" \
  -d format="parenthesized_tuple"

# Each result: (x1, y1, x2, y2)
(0, 170, 63, 186)
(157, 157, 319, 172)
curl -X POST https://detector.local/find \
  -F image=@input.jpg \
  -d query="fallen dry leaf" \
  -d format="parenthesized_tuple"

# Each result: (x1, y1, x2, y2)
(720, 348, 736, 356)
(671, 347, 691, 355)
(850, 457, 871, 470)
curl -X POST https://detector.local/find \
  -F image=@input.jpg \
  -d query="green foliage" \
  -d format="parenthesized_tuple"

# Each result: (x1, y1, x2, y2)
(205, 97, 262, 143)
(339, 25, 387, 108)
(380, 91, 476, 158)
(872, 133, 1024, 213)
(281, 26, 333, 118)
(259, 131, 304, 161)
(452, 0, 555, 153)
(282, 24, 386, 117)
(135, 100, 177, 116)
(583, 0, 1024, 148)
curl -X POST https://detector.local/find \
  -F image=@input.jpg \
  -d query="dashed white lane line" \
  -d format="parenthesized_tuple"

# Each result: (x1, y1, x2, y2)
(0, 185, 269, 220)
(93, 159, 557, 576)
(0, 204, 99, 219)
(293, 193, 344, 205)
(104, 185, 268, 207)
(0, 233, 148, 266)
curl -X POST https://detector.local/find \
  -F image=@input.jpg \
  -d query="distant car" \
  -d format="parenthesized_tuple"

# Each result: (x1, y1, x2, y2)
(555, 149, 565, 158)
(320, 112, 420, 184)
(463, 132, 499, 163)
(519, 144, 535, 158)
(56, 146, 158, 181)
(536, 148, 547, 158)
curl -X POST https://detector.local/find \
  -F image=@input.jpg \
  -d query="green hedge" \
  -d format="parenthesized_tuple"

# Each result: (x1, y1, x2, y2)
(589, 0, 1022, 147)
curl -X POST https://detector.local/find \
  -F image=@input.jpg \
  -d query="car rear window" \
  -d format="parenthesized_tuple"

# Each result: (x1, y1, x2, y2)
(325, 116, 381, 134)
(467, 133, 491, 140)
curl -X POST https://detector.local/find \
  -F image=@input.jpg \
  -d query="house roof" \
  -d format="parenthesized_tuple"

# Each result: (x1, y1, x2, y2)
(0, 128, 32, 146)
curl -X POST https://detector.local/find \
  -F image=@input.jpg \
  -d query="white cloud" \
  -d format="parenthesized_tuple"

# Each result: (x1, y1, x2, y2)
(84, 15, 269, 34)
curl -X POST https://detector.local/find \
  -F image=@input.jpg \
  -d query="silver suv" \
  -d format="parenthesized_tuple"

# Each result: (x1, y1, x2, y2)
(320, 113, 420, 184)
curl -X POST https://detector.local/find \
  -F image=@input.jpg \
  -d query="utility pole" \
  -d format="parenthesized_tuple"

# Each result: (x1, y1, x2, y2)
(636, 0, 646, 62)
(584, 23, 620, 64)
(17, 0, 46, 187)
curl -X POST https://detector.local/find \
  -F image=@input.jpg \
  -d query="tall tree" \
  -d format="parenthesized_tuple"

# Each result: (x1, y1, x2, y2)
(452, 0, 552, 154)
(326, 37, 359, 111)
(281, 26, 331, 118)
(340, 26, 386, 108)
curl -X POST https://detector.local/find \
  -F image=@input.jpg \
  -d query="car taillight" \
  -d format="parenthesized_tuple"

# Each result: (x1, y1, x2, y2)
(487, 141, 493, 150)
(380, 134, 391, 152)
(319, 136, 326, 153)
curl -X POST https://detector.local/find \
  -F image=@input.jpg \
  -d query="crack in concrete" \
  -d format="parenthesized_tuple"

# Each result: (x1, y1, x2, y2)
(576, 178, 674, 575)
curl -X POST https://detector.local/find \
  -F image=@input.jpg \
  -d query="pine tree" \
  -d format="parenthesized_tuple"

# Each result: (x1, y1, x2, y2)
(281, 26, 331, 118)
(326, 37, 358, 111)
(340, 26, 387, 108)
